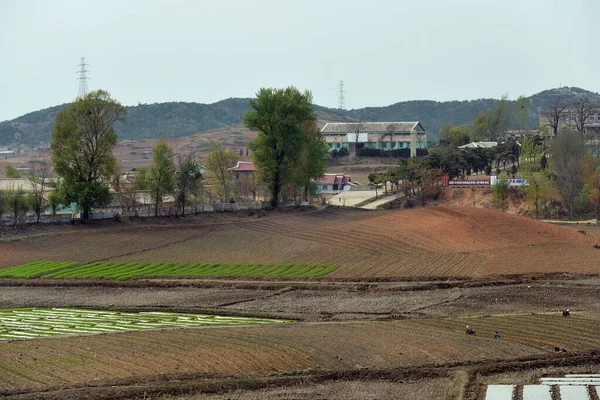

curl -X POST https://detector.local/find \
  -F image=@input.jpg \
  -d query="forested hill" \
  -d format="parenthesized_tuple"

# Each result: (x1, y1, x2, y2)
(1, 87, 599, 146)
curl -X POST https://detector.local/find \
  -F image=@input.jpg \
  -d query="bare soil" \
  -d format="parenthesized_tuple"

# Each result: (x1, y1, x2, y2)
(2, 206, 600, 399)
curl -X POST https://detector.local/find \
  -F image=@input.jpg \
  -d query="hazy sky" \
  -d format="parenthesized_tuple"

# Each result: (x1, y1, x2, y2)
(1, 0, 598, 121)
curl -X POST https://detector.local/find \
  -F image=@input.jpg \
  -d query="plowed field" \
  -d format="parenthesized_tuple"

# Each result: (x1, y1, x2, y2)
(0, 313, 598, 394)
(0, 206, 598, 278)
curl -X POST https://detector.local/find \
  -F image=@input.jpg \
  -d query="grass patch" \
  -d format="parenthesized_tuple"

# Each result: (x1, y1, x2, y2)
(1, 261, 339, 280)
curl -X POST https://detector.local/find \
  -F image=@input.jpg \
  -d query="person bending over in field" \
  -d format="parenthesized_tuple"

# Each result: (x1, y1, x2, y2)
(494, 331, 501, 339)
(562, 309, 570, 317)
(465, 325, 476, 335)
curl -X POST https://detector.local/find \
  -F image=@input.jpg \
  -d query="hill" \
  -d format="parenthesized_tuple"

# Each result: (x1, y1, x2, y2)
(1, 87, 599, 146)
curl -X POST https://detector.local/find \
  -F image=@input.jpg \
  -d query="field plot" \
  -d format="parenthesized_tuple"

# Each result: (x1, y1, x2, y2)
(0, 261, 338, 279)
(0, 206, 599, 280)
(1, 313, 599, 393)
(0, 261, 76, 278)
(0, 308, 286, 340)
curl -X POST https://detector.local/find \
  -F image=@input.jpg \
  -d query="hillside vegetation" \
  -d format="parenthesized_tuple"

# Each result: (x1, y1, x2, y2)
(1, 87, 599, 146)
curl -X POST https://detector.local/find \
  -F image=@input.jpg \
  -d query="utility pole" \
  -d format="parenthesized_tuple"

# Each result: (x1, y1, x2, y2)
(77, 57, 89, 98)
(337, 80, 346, 110)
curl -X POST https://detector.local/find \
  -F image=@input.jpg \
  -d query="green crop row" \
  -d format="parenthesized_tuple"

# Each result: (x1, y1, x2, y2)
(1, 261, 339, 280)
(0, 261, 78, 278)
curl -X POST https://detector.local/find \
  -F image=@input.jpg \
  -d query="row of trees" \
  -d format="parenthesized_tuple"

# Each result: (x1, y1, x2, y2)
(439, 94, 533, 146)
(45, 87, 330, 220)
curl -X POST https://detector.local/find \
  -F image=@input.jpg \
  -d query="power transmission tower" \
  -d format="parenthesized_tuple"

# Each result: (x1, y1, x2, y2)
(77, 57, 90, 98)
(337, 80, 346, 110)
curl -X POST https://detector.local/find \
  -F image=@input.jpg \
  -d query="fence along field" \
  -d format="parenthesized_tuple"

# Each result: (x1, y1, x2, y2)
(0, 261, 339, 279)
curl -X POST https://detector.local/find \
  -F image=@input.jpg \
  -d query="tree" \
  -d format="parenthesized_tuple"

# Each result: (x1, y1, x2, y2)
(382, 123, 397, 153)
(572, 95, 600, 132)
(147, 140, 176, 216)
(204, 142, 238, 202)
(51, 90, 125, 220)
(5, 165, 21, 178)
(493, 179, 510, 212)
(244, 87, 317, 208)
(585, 166, 600, 223)
(349, 121, 366, 155)
(439, 123, 471, 147)
(540, 95, 569, 135)
(28, 160, 50, 223)
(549, 129, 586, 219)
(471, 113, 488, 141)
(486, 94, 512, 139)
(174, 152, 203, 216)
(294, 122, 329, 201)
(520, 138, 538, 164)
(514, 95, 531, 134)
(4, 185, 31, 224)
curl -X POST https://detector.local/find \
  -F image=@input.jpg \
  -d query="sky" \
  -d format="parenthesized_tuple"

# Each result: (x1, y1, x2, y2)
(0, 0, 598, 121)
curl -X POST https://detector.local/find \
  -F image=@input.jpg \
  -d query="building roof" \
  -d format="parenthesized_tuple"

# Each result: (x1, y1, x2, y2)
(318, 174, 352, 185)
(321, 122, 425, 134)
(0, 178, 43, 192)
(457, 141, 498, 149)
(229, 161, 256, 172)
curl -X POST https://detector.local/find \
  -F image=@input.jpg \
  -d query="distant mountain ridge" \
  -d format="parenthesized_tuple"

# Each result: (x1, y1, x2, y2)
(1, 87, 599, 146)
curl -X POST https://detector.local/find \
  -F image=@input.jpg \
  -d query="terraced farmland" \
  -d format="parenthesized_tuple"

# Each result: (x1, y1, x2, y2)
(0, 308, 286, 340)
(0, 261, 339, 279)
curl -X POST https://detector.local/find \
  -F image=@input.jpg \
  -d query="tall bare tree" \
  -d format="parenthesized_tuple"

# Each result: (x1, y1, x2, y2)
(382, 123, 397, 153)
(540, 95, 569, 135)
(28, 160, 50, 223)
(549, 129, 585, 219)
(572, 95, 600, 132)
(350, 121, 366, 154)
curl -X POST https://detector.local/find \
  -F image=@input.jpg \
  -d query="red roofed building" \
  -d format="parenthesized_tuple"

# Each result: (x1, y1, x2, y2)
(229, 161, 256, 181)
(315, 173, 352, 194)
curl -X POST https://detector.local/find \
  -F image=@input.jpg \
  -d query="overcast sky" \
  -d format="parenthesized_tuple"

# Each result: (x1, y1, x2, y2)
(0, 0, 598, 121)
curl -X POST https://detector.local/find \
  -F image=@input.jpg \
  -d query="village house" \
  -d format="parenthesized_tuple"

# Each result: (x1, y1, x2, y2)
(314, 173, 353, 194)
(320, 121, 430, 155)
(228, 161, 256, 181)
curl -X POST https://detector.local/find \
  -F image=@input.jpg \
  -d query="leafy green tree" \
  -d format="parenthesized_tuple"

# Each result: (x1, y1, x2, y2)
(4, 185, 32, 223)
(51, 90, 125, 219)
(244, 87, 317, 207)
(493, 179, 510, 212)
(174, 152, 203, 216)
(486, 94, 512, 139)
(549, 129, 585, 219)
(520, 138, 538, 164)
(294, 122, 330, 201)
(439, 123, 471, 147)
(514, 95, 531, 134)
(471, 113, 489, 141)
(540, 153, 548, 170)
(521, 162, 553, 219)
(204, 142, 238, 202)
(147, 140, 175, 216)
(5, 165, 21, 178)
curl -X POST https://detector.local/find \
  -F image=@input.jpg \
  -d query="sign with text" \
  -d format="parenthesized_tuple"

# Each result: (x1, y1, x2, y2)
(443, 176, 490, 187)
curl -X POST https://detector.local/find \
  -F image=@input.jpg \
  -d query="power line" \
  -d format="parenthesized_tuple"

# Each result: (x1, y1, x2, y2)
(77, 57, 90, 98)
(337, 80, 346, 110)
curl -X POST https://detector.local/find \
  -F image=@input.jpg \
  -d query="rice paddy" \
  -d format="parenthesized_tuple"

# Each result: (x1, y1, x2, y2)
(0, 308, 289, 340)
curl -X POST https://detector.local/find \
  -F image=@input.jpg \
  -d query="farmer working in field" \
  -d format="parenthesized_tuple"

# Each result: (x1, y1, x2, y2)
(465, 325, 475, 335)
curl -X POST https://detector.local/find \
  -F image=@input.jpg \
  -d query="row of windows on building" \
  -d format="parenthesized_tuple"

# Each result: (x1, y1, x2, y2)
(329, 141, 422, 150)
(562, 113, 600, 122)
